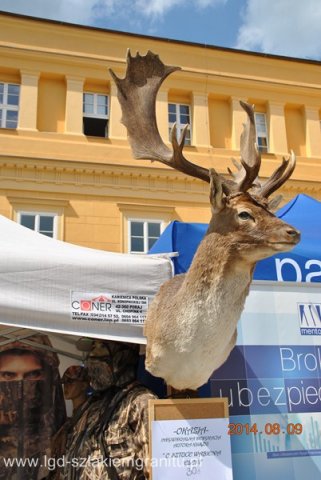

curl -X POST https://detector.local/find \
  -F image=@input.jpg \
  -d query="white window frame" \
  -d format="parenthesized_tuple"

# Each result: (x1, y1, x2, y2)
(17, 211, 58, 239)
(83, 92, 109, 137)
(83, 92, 109, 119)
(168, 103, 192, 146)
(0, 82, 20, 129)
(128, 219, 164, 254)
(254, 112, 269, 153)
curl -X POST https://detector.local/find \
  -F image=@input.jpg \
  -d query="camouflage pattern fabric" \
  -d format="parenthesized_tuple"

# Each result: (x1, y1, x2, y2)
(0, 333, 66, 480)
(86, 340, 141, 392)
(62, 340, 157, 480)
(48, 399, 91, 480)
(63, 383, 156, 479)
(61, 365, 89, 384)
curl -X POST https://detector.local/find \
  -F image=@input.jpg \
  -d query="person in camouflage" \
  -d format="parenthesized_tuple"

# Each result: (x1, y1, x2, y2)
(62, 365, 90, 414)
(0, 332, 66, 480)
(63, 340, 157, 480)
(49, 366, 90, 480)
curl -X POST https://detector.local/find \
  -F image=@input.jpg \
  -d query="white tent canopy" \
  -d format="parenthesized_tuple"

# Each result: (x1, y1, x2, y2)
(0, 215, 173, 344)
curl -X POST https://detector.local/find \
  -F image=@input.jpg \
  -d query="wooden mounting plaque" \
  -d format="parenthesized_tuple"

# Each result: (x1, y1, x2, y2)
(149, 397, 229, 422)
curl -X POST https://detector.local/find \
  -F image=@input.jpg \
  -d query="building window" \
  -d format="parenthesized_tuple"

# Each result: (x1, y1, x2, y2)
(168, 103, 191, 145)
(255, 112, 269, 153)
(83, 92, 109, 137)
(0, 83, 20, 129)
(18, 212, 57, 238)
(128, 220, 162, 253)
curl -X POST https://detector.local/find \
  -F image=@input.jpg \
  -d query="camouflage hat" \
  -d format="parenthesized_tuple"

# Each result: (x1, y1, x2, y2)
(61, 365, 89, 384)
(86, 340, 140, 391)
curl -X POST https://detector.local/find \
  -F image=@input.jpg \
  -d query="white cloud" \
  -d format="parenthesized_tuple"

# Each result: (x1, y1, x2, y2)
(133, 0, 227, 18)
(0, 0, 227, 24)
(134, 0, 182, 17)
(236, 0, 321, 59)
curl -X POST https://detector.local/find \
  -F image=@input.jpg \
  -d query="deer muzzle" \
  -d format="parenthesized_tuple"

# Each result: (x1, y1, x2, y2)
(284, 226, 301, 244)
(269, 223, 300, 251)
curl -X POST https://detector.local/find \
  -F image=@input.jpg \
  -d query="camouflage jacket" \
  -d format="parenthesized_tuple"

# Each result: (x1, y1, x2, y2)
(63, 382, 156, 480)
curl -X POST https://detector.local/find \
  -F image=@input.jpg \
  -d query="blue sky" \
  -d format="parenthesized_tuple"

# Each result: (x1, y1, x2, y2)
(0, 0, 321, 60)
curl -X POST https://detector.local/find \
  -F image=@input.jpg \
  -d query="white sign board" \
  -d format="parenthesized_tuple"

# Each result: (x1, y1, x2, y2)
(71, 291, 148, 325)
(151, 418, 233, 479)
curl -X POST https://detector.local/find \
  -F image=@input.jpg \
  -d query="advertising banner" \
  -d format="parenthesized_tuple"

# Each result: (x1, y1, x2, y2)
(71, 292, 148, 325)
(206, 281, 321, 480)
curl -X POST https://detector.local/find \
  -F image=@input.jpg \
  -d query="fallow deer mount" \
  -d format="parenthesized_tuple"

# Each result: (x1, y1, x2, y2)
(110, 51, 300, 390)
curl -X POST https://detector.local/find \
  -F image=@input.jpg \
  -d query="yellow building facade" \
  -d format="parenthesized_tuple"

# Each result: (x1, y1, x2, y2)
(0, 12, 320, 252)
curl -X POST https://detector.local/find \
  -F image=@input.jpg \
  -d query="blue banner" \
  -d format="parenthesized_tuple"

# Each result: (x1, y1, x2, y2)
(150, 194, 321, 283)
(207, 283, 321, 480)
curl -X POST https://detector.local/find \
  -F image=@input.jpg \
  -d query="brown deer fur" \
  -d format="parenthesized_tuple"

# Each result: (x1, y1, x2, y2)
(144, 184, 299, 389)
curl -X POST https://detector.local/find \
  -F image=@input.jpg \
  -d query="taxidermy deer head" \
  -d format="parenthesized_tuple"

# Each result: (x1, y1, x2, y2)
(110, 51, 300, 390)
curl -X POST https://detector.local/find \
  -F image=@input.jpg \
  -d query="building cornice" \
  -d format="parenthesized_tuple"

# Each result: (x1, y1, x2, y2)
(0, 156, 320, 202)
(0, 156, 208, 203)
(0, 43, 320, 96)
(7, 195, 69, 207)
(0, 10, 320, 67)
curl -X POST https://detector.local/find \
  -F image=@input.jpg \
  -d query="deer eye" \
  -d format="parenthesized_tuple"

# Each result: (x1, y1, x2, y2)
(238, 211, 253, 220)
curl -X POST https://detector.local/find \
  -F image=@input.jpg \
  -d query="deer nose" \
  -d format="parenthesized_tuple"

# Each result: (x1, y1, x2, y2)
(286, 227, 300, 243)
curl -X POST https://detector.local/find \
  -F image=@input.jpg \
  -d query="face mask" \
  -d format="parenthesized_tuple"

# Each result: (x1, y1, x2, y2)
(0, 380, 53, 425)
(86, 340, 139, 391)
(86, 358, 114, 392)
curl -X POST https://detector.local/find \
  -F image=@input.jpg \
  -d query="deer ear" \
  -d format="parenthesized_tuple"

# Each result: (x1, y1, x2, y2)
(209, 169, 224, 213)
(268, 194, 283, 211)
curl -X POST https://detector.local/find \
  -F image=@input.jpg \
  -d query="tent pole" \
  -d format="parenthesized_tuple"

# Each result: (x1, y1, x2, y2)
(0, 328, 83, 361)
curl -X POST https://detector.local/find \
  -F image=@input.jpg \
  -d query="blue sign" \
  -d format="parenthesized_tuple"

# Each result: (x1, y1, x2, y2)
(150, 194, 321, 283)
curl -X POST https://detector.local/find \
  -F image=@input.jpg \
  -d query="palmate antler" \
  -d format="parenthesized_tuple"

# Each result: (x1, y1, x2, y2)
(110, 50, 296, 199)
(110, 50, 210, 183)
